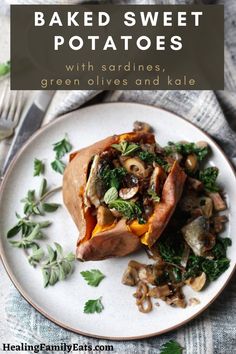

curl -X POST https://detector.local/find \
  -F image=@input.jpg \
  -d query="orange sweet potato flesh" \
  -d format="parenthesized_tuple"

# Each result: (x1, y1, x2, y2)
(63, 132, 186, 261)
(76, 219, 141, 261)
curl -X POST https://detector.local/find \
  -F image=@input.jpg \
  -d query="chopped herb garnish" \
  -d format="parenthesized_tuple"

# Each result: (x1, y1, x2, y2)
(81, 269, 105, 287)
(84, 297, 104, 314)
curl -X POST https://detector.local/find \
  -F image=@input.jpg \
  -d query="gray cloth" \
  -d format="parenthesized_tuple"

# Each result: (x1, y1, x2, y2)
(1, 0, 236, 353)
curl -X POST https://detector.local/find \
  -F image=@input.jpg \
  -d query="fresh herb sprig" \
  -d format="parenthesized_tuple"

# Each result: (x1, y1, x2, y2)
(0, 61, 10, 77)
(6, 178, 75, 287)
(84, 297, 104, 314)
(42, 243, 75, 287)
(51, 135, 72, 174)
(160, 340, 183, 354)
(20, 178, 60, 217)
(81, 269, 105, 287)
(111, 141, 140, 156)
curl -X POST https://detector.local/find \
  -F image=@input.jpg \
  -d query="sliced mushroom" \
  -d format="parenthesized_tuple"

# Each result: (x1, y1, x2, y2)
(148, 285, 172, 298)
(133, 121, 154, 133)
(119, 186, 139, 200)
(122, 266, 139, 286)
(97, 206, 115, 226)
(166, 293, 186, 308)
(187, 272, 206, 292)
(208, 192, 227, 211)
(138, 264, 164, 285)
(199, 197, 213, 218)
(84, 155, 100, 208)
(123, 157, 148, 178)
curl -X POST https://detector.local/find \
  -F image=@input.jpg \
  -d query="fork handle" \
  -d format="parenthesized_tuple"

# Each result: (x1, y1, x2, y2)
(1, 103, 48, 177)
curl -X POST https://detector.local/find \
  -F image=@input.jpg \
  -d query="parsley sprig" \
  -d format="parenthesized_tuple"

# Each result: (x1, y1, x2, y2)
(81, 269, 105, 287)
(51, 135, 72, 174)
(84, 297, 104, 314)
(33, 158, 44, 176)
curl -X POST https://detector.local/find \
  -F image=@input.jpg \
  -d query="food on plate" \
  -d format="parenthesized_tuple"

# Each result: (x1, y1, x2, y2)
(122, 134, 231, 313)
(63, 122, 187, 261)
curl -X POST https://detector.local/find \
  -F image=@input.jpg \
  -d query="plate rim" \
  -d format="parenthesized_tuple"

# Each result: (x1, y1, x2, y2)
(0, 101, 236, 341)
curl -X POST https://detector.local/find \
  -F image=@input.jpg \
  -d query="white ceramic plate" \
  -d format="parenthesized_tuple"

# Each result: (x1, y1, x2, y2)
(0, 103, 235, 340)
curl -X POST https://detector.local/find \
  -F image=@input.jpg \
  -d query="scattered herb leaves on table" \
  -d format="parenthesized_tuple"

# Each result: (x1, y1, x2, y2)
(0, 61, 10, 76)
(160, 340, 183, 354)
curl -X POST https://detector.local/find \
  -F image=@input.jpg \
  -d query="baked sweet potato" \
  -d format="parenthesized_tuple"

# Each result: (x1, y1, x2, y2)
(63, 129, 186, 261)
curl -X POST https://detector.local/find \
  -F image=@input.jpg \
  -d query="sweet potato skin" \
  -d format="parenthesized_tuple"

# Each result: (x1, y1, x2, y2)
(63, 135, 117, 242)
(63, 132, 155, 244)
(76, 219, 141, 261)
(144, 161, 187, 247)
(63, 133, 186, 261)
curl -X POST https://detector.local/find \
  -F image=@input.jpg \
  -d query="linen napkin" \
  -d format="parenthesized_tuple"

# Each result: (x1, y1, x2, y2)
(1, 0, 236, 353)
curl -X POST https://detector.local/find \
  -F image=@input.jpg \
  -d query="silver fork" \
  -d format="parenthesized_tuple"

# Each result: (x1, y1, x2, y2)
(0, 82, 24, 141)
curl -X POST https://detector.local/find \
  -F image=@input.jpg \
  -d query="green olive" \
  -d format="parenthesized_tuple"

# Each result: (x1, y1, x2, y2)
(185, 153, 198, 172)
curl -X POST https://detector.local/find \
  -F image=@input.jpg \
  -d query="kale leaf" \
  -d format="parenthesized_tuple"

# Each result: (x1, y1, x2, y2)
(198, 167, 219, 192)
